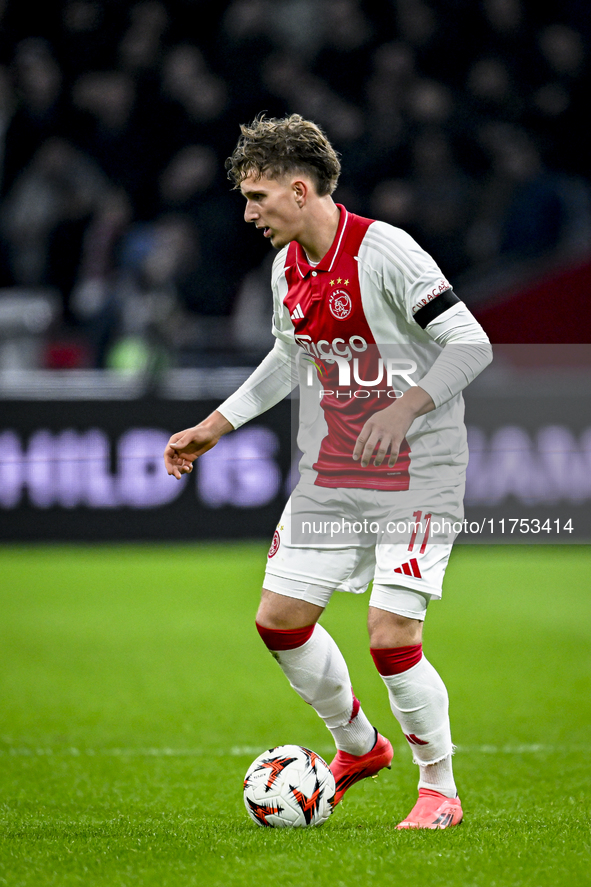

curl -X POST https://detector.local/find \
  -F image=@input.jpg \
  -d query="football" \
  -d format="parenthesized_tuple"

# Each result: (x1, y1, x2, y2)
(243, 744, 336, 828)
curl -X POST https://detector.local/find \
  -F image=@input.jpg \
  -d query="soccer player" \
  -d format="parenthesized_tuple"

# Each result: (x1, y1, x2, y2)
(164, 114, 492, 829)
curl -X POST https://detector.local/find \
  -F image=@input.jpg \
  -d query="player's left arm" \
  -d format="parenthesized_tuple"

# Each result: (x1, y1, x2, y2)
(412, 298, 493, 407)
(353, 297, 492, 467)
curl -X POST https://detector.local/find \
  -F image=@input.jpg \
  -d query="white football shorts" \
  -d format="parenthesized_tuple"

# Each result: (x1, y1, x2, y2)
(263, 482, 465, 620)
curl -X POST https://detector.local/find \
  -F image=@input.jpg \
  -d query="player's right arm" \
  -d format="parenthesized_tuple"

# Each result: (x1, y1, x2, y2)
(164, 249, 295, 479)
(164, 410, 234, 479)
(164, 337, 297, 479)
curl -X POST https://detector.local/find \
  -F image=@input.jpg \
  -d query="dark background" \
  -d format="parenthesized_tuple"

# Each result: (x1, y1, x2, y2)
(1, 375, 589, 542)
(0, 0, 590, 373)
(0, 1, 590, 542)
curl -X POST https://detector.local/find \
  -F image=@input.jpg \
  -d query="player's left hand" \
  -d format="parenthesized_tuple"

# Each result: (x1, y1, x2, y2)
(352, 386, 435, 467)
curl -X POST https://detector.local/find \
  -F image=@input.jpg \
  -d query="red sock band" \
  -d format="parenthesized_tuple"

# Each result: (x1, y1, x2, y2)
(370, 644, 423, 675)
(256, 622, 315, 651)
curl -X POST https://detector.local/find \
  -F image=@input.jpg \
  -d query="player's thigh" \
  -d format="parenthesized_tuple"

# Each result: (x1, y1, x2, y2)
(265, 541, 375, 606)
(372, 539, 454, 608)
(373, 488, 463, 603)
(263, 487, 376, 613)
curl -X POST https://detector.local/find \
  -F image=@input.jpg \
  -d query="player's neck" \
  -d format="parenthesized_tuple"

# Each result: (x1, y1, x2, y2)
(297, 199, 340, 265)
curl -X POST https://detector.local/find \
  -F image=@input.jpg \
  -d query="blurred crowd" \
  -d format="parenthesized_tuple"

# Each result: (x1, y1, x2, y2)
(0, 0, 589, 371)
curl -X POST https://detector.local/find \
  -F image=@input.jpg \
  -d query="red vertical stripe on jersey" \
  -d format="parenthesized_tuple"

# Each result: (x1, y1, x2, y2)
(282, 206, 411, 491)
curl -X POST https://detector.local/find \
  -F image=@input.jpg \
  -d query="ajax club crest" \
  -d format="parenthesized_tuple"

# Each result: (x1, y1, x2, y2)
(268, 529, 280, 558)
(329, 289, 352, 320)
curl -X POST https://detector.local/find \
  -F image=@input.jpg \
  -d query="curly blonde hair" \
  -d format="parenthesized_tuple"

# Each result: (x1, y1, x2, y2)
(225, 114, 341, 196)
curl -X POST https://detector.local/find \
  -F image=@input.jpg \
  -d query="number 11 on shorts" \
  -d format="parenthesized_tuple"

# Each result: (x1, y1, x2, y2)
(408, 511, 431, 554)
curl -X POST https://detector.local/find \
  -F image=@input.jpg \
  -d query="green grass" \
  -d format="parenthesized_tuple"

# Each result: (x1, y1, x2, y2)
(1, 543, 590, 886)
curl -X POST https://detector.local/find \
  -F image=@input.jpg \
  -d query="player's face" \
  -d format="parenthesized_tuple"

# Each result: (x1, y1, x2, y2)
(240, 173, 302, 250)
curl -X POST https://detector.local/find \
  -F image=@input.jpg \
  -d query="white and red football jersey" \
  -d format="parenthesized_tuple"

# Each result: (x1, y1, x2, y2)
(269, 205, 473, 491)
(219, 204, 490, 492)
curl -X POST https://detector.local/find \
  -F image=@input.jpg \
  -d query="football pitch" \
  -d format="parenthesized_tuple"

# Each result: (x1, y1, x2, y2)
(1, 542, 589, 886)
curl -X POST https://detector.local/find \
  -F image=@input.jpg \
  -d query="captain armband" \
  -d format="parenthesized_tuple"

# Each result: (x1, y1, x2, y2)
(412, 289, 461, 330)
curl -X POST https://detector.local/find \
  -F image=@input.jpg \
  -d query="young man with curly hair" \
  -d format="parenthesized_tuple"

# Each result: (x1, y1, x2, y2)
(164, 114, 492, 829)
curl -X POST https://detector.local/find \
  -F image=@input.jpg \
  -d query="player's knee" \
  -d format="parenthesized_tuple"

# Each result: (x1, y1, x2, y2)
(256, 588, 323, 632)
(255, 588, 292, 630)
(367, 606, 423, 649)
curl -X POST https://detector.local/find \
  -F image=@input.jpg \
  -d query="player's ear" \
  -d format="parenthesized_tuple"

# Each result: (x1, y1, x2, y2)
(292, 179, 308, 207)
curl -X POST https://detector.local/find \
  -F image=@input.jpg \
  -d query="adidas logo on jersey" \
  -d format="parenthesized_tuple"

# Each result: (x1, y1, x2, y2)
(394, 558, 422, 578)
(290, 303, 305, 320)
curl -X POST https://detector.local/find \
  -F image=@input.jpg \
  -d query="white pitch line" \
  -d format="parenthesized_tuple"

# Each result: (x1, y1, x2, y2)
(0, 743, 585, 757)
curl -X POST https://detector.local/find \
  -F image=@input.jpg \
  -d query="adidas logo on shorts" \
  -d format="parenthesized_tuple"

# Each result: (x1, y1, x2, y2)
(394, 558, 422, 578)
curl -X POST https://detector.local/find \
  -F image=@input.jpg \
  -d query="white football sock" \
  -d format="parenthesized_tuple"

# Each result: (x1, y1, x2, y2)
(328, 714, 376, 757)
(418, 755, 457, 798)
(379, 655, 457, 797)
(272, 623, 376, 756)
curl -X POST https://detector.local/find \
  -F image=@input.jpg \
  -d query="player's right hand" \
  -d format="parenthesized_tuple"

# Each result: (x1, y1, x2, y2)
(163, 411, 234, 479)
